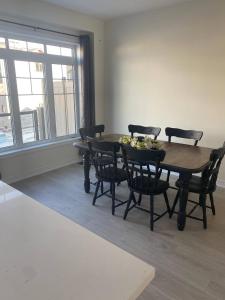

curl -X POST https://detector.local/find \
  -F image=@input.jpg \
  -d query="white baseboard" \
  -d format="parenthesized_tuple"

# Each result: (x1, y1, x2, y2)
(6, 159, 225, 189)
(7, 158, 80, 184)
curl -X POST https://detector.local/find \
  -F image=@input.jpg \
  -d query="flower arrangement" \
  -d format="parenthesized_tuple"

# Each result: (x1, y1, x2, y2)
(119, 135, 161, 150)
(118, 136, 132, 145)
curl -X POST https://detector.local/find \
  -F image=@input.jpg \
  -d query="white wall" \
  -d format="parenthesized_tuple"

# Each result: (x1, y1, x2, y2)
(0, 141, 77, 183)
(105, 0, 225, 185)
(0, 0, 104, 183)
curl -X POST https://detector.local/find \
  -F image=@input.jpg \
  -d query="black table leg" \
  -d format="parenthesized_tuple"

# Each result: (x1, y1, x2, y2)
(177, 172, 191, 231)
(83, 151, 91, 193)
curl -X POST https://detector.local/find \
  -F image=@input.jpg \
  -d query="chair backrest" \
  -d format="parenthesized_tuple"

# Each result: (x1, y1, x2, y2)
(128, 124, 161, 140)
(165, 127, 203, 146)
(79, 124, 105, 141)
(203, 141, 225, 192)
(121, 144, 166, 190)
(88, 141, 120, 178)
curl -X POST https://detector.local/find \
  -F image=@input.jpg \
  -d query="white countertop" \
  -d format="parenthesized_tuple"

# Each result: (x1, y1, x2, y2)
(0, 181, 155, 300)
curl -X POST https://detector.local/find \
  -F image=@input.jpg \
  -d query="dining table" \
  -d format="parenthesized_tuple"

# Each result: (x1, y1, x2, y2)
(74, 134, 212, 231)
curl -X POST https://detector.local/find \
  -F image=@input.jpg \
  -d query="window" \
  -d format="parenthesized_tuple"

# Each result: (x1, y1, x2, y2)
(0, 33, 80, 152)
(15, 60, 47, 143)
(52, 64, 75, 136)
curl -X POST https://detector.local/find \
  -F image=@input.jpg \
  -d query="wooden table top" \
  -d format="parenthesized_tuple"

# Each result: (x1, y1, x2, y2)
(0, 181, 155, 300)
(74, 134, 212, 174)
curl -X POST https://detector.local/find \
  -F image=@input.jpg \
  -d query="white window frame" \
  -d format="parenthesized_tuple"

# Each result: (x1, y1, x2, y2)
(0, 30, 81, 153)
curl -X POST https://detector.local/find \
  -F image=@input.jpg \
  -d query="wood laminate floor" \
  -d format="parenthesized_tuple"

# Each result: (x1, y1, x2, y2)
(12, 164, 225, 300)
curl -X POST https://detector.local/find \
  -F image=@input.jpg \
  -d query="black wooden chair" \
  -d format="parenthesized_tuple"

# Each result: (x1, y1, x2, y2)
(79, 124, 105, 140)
(127, 125, 161, 204)
(128, 124, 161, 140)
(165, 127, 203, 186)
(165, 127, 203, 146)
(79, 125, 112, 191)
(170, 142, 225, 229)
(88, 141, 128, 215)
(122, 145, 170, 231)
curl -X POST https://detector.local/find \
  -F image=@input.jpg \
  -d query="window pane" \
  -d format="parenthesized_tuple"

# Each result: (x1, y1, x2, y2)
(54, 93, 76, 137)
(9, 39, 27, 51)
(61, 47, 72, 57)
(0, 59, 6, 77)
(54, 94, 67, 137)
(15, 61, 44, 79)
(0, 78, 8, 95)
(0, 58, 13, 149)
(27, 42, 44, 54)
(0, 115, 13, 148)
(65, 80, 74, 93)
(17, 79, 32, 94)
(0, 38, 6, 49)
(47, 45, 73, 57)
(20, 112, 35, 143)
(52, 64, 62, 79)
(15, 60, 48, 144)
(30, 62, 44, 78)
(66, 94, 75, 134)
(19, 96, 47, 143)
(0, 96, 10, 113)
(53, 80, 63, 94)
(0, 59, 13, 148)
(15, 61, 30, 78)
(52, 64, 76, 137)
(47, 45, 60, 55)
(31, 79, 45, 94)
(62, 65, 73, 79)
(19, 95, 44, 111)
(53, 80, 74, 95)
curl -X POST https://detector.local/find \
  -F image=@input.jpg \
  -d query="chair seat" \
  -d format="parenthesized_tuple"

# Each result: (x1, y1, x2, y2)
(130, 176, 169, 195)
(97, 167, 127, 183)
(175, 175, 210, 193)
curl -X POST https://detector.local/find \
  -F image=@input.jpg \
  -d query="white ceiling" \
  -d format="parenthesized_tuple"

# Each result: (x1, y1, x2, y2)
(41, 0, 192, 20)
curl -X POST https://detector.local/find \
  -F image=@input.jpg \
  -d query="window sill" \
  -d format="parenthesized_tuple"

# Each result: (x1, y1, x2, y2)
(0, 137, 80, 158)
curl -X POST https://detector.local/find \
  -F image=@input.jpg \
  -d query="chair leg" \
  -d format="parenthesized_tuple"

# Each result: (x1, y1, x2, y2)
(150, 195, 154, 231)
(117, 164, 125, 186)
(111, 182, 116, 215)
(199, 194, 203, 207)
(138, 193, 142, 205)
(166, 170, 170, 183)
(170, 190, 179, 218)
(93, 180, 100, 206)
(123, 191, 133, 220)
(200, 194, 207, 229)
(164, 192, 171, 215)
(209, 192, 216, 215)
(101, 181, 104, 194)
